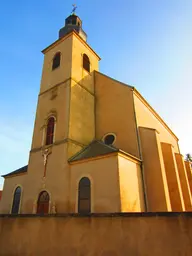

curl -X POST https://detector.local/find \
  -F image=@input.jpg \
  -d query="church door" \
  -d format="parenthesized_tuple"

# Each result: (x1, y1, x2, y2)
(37, 191, 50, 214)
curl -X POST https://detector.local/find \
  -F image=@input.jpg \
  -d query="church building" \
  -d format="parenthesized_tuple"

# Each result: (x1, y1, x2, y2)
(1, 11, 192, 215)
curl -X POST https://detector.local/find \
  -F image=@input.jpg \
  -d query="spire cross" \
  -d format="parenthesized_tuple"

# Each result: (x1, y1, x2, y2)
(72, 4, 77, 14)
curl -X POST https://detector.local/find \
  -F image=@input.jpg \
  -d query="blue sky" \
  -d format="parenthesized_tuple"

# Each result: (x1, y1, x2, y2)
(0, 0, 192, 188)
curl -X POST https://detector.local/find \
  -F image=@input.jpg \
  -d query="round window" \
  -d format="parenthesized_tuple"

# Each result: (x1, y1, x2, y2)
(104, 134, 115, 145)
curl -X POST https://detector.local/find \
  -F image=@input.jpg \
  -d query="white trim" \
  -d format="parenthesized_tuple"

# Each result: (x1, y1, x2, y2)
(102, 132, 117, 145)
(10, 184, 23, 214)
(75, 174, 94, 213)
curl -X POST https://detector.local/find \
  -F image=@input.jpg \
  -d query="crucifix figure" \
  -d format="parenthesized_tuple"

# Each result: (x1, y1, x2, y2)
(42, 149, 51, 178)
(72, 4, 77, 14)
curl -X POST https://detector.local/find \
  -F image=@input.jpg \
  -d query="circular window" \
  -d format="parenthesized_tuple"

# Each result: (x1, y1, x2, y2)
(104, 134, 115, 145)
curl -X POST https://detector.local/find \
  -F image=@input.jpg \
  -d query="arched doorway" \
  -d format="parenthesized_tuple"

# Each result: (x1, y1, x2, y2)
(11, 186, 22, 214)
(37, 191, 50, 214)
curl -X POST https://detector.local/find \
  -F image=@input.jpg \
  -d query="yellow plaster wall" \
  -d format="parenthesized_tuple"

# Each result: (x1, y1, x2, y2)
(67, 141, 84, 159)
(71, 34, 99, 90)
(139, 127, 171, 211)
(31, 80, 70, 150)
(161, 143, 185, 211)
(40, 36, 73, 93)
(0, 174, 26, 214)
(95, 72, 140, 158)
(23, 143, 70, 214)
(175, 154, 192, 211)
(185, 161, 192, 195)
(0, 215, 192, 256)
(118, 155, 144, 212)
(69, 79, 95, 146)
(69, 155, 121, 213)
(134, 93, 179, 152)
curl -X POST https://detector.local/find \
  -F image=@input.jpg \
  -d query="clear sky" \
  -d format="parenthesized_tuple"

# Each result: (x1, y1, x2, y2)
(0, 0, 192, 188)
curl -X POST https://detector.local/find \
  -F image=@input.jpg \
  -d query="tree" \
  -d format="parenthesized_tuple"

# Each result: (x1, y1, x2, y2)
(185, 153, 192, 162)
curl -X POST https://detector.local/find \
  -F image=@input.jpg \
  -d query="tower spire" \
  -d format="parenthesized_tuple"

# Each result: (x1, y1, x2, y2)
(59, 7, 87, 41)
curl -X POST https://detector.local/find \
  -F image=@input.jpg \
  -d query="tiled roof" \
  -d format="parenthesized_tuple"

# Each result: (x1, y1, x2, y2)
(69, 140, 118, 162)
(2, 165, 28, 178)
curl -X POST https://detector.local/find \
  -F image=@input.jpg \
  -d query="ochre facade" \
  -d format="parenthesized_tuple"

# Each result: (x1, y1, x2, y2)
(0, 13, 192, 215)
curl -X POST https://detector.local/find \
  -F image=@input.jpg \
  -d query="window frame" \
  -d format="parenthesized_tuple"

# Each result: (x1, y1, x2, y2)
(78, 177, 91, 214)
(45, 116, 56, 146)
(11, 186, 22, 214)
(36, 191, 50, 215)
(52, 52, 61, 71)
(82, 53, 90, 73)
(102, 133, 116, 146)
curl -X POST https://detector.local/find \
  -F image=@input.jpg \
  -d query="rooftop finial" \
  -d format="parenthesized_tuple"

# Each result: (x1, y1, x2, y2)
(72, 4, 77, 14)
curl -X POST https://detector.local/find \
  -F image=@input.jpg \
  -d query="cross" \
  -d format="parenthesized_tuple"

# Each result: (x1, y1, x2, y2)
(72, 4, 77, 14)
(42, 149, 51, 177)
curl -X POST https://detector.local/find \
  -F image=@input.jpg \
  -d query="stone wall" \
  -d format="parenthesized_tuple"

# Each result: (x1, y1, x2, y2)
(0, 212, 192, 256)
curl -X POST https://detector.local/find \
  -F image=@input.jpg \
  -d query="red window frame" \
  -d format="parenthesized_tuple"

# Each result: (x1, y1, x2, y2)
(46, 117, 55, 145)
(37, 191, 50, 215)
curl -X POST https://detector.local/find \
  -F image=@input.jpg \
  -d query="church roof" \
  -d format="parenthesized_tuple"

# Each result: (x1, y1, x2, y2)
(69, 140, 119, 162)
(2, 165, 28, 178)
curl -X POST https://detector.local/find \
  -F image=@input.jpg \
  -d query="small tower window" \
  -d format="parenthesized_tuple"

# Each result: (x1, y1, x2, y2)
(11, 187, 21, 214)
(103, 134, 116, 145)
(52, 52, 61, 70)
(46, 117, 55, 145)
(78, 177, 91, 214)
(83, 54, 90, 73)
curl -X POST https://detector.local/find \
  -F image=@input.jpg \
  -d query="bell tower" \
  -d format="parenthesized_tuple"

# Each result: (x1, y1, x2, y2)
(23, 10, 100, 213)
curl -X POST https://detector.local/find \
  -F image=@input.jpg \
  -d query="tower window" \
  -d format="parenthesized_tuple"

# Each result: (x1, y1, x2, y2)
(78, 177, 91, 214)
(46, 117, 55, 145)
(83, 54, 90, 73)
(103, 134, 116, 145)
(11, 186, 21, 214)
(52, 52, 61, 70)
(37, 191, 50, 214)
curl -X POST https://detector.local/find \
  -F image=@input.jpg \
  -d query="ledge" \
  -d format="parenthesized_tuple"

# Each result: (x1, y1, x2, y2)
(0, 212, 192, 218)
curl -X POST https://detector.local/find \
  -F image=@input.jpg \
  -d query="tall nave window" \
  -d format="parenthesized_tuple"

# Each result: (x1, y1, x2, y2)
(78, 177, 91, 214)
(11, 186, 21, 214)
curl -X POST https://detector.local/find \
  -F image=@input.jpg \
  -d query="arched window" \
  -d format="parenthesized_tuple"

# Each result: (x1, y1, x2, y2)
(11, 186, 21, 214)
(37, 191, 50, 214)
(52, 52, 61, 70)
(78, 177, 91, 214)
(46, 117, 55, 145)
(83, 54, 90, 73)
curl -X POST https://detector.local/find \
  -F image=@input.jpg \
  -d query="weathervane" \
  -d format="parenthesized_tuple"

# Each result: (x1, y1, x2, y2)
(72, 4, 77, 14)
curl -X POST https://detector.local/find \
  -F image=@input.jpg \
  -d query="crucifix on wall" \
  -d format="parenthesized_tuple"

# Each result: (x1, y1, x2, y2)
(42, 148, 51, 178)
